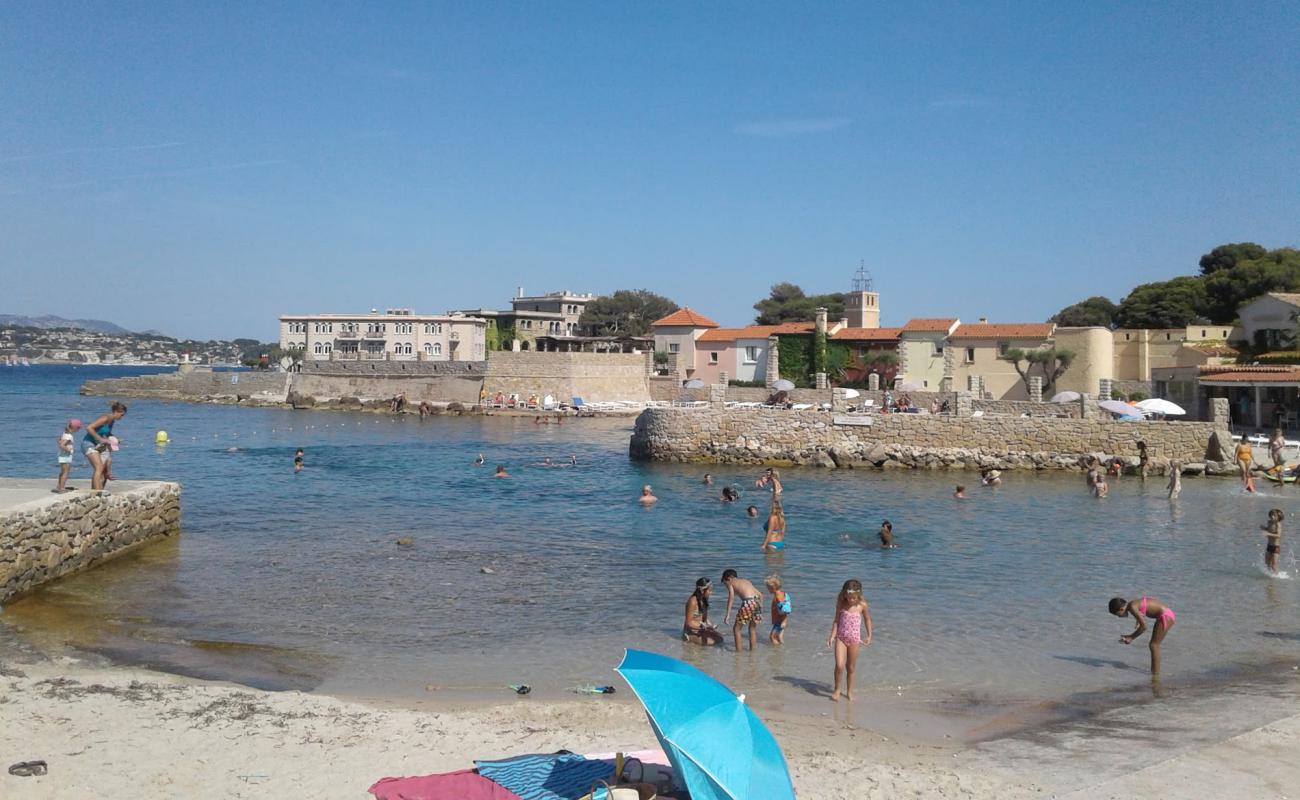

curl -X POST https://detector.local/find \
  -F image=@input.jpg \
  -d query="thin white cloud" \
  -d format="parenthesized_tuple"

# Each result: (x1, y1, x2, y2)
(734, 117, 851, 138)
(929, 95, 992, 109)
(0, 142, 183, 164)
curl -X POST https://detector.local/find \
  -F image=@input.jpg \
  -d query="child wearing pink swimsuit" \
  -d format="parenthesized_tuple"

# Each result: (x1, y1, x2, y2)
(1109, 595, 1176, 675)
(827, 580, 873, 702)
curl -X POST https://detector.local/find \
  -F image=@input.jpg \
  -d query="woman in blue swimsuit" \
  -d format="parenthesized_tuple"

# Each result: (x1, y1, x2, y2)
(83, 401, 126, 490)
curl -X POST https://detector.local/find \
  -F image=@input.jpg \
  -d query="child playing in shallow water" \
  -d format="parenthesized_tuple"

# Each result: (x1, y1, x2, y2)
(721, 569, 763, 651)
(1262, 508, 1284, 574)
(828, 580, 872, 701)
(766, 575, 790, 645)
(1167, 460, 1182, 500)
(1109, 595, 1175, 675)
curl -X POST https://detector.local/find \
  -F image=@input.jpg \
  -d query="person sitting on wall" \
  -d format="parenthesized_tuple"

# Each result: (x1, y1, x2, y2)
(766, 390, 790, 407)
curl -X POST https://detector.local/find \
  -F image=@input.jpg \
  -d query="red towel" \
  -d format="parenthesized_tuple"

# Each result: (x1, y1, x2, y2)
(369, 769, 524, 800)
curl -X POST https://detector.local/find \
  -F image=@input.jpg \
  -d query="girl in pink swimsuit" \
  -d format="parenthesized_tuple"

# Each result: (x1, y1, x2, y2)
(1109, 595, 1176, 675)
(827, 580, 873, 702)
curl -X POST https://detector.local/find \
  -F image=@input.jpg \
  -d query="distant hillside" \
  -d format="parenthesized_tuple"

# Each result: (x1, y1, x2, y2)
(0, 314, 137, 335)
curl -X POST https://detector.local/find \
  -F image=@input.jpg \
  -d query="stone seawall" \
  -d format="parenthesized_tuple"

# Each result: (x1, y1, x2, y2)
(629, 408, 1232, 472)
(1, 479, 181, 604)
(82, 371, 291, 403)
(484, 351, 652, 403)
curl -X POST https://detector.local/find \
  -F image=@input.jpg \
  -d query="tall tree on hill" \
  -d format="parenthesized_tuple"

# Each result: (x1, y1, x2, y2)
(1050, 296, 1118, 327)
(1198, 242, 1268, 275)
(753, 283, 846, 324)
(578, 290, 678, 337)
(1200, 247, 1300, 323)
(1115, 277, 1209, 328)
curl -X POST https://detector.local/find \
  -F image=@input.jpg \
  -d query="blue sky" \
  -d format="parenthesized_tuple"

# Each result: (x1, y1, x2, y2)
(2, 2, 1297, 340)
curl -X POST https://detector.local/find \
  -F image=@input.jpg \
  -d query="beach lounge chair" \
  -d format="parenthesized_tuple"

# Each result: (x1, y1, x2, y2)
(972, 410, 984, 417)
(791, 403, 814, 410)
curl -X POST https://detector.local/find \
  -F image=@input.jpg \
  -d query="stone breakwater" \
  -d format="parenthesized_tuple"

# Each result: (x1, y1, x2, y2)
(1, 479, 181, 603)
(629, 408, 1234, 474)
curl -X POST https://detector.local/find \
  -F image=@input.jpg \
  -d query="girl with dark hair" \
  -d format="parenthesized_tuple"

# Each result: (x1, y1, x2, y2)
(682, 578, 723, 646)
(83, 401, 127, 491)
(1109, 595, 1175, 675)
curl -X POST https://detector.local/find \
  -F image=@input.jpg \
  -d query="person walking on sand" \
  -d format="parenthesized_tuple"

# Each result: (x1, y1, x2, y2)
(54, 418, 82, 493)
(766, 575, 791, 645)
(1109, 595, 1175, 675)
(1167, 460, 1182, 500)
(682, 578, 723, 646)
(639, 485, 658, 505)
(721, 569, 763, 651)
(83, 401, 126, 491)
(1262, 508, 1284, 574)
(828, 579, 873, 701)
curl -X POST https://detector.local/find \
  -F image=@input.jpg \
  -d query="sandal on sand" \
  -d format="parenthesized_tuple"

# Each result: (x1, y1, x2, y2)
(8, 760, 48, 777)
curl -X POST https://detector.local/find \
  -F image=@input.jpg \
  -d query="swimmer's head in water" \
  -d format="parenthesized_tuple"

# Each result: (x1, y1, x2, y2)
(1108, 597, 1128, 615)
(746, 505, 758, 517)
(642, 485, 653, 495)
(881, 520, 892, 532)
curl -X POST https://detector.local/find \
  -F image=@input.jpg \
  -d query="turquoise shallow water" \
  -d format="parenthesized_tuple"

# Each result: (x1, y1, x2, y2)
(2, 365, 1298, 740)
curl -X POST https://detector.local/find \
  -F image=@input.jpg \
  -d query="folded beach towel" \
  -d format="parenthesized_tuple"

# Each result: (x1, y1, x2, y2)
(368, 768, 524, 800)
(475, 753, 615, 800)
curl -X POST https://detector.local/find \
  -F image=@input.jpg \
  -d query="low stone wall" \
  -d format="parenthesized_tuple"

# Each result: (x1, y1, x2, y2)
(972, 399, 1081, 418)
(289, 372, 482, 405)
(484, 351, 652, 403)
(629, 408, 1232, 472)
(82, 371, 290, 403)
(1, 480, 181, 603)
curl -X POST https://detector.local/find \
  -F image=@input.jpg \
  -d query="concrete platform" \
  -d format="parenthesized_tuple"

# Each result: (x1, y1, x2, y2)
(1, 477, 182, 603)
(0, 478, 173, 515)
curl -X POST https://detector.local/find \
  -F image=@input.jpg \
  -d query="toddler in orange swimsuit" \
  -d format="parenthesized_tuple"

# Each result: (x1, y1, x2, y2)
(1109, 595, 1175, 675)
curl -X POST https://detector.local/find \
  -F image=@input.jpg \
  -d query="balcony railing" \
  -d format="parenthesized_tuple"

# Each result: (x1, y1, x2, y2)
(335, 331, 361, 340)
(363, 331, 387, 340)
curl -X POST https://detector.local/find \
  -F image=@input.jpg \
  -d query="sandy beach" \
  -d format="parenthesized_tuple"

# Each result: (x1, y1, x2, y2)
(2, 653, 1297, 799)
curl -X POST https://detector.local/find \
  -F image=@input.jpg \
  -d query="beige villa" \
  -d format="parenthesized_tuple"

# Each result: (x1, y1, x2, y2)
(454, 288, 597, 351)
(279, 309, 487, 362)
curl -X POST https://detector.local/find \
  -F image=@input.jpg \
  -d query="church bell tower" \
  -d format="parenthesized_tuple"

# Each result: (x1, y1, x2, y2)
(845, 261, 880, 328)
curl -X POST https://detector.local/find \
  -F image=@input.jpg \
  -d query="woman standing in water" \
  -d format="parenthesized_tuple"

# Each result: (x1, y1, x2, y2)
(83, 401, 126, 491)
(1109, 595, 1175, 675)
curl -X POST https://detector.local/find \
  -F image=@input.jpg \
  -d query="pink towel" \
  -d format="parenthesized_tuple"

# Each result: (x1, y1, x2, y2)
(369, 768, 523, 800)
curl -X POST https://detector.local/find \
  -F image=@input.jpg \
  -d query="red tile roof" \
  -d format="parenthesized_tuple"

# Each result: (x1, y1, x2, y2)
(950, 323, 1055, 340)
(697, 322, 815, 342)
(831, 326, 903, 342)
(901, 318, 959, 333)
(651, 307, 719, 328)
(1199, 365, 1300, 383)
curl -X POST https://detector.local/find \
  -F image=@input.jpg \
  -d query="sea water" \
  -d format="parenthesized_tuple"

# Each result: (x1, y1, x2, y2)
(1, 365, 1297, 741)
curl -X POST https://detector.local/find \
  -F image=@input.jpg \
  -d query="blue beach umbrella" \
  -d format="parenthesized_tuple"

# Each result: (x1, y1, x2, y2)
(615, 649, 796, 800)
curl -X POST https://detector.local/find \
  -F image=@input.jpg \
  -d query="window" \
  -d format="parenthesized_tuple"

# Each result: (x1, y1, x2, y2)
(323, 343, 332, 354)
(432, 342, 442, 355)
(933, 343, 944, 356)
(1201, 330, 1206, 337)
(668, 343, 680, 354)
(965, 347, 976, 363)
(709, 352, 719, 365)
(743, 346, 759, 364)
(313, 343, 324, 354)
(997, 342, 1009, 356)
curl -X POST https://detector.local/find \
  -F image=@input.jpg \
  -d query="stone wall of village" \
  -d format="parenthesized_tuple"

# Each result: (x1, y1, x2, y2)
(483, 351, 653, 403)
(82, 371, 290, 403)
(1, 482, 181, 604)
(629, 407, 1232, 472)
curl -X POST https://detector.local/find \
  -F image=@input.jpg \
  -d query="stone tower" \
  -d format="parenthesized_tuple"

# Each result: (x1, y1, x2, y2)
(845, 261, 880, 329)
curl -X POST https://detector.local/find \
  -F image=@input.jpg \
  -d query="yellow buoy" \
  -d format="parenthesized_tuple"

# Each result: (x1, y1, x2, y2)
(155, 431, 169, 444)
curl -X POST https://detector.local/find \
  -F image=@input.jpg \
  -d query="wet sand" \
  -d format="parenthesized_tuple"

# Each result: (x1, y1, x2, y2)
(1, 651, 1297, 799)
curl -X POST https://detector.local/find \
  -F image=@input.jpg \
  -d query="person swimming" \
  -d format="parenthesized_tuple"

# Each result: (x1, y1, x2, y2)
(878, 520, 896, 548)
(639, 485, 658, 504)
(473, 453, 485, 466)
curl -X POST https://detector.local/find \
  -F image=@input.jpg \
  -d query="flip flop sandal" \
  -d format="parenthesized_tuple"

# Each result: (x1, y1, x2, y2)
(8, 760, 48, 777)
